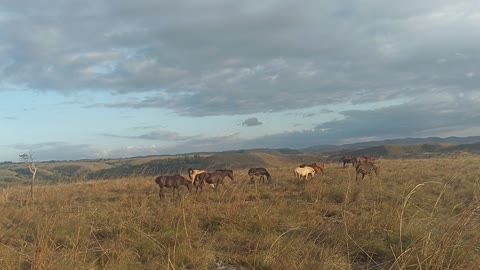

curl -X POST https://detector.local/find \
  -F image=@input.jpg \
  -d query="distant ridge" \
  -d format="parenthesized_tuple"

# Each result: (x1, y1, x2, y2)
(2, 136, 480, 186)
(324, 142, 480, 161)
(302, 136, 480, 153)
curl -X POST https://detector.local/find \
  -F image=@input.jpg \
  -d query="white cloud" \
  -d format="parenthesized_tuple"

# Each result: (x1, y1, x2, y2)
(1, 1, 479, 161)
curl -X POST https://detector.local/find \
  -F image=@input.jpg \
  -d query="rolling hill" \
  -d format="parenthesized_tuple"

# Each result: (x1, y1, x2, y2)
(2, 137, 480, 187)
(302, 136, 480, 153)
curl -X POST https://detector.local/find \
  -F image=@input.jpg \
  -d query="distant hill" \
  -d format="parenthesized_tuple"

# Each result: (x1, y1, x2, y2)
(303, 136, 480, 153)
(448, 142, 480, 153)
(0, 150, 321, 186)
(326, 142, 480, 161)
(2, 136, 480, 186)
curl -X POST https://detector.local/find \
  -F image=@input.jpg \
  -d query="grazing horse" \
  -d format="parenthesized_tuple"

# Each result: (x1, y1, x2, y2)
(293, 166, 316, 183)
(188, 167, 206, 184)
(195, 170, 234, 192)
(215, 169, 234, 182)
(300, 162, 326, 174)
(195, 170, 233, 192)
(339, 157, 355, 167)
(355, 162, 380, 181)
(248, 167, 272, 183)
(154, 174, 192, 199)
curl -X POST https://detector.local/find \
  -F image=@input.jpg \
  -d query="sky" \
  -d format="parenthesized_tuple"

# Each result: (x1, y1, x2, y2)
(0, 1, 480, 162)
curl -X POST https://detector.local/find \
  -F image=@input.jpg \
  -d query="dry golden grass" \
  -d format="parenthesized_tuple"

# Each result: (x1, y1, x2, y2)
(1, 154, 480, 269)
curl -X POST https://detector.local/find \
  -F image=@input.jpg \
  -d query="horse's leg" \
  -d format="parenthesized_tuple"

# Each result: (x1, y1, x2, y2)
(159, 187, 163, 199)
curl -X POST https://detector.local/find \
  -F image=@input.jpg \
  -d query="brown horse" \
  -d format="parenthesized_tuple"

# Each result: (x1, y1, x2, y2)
(215, 169, 234, 182)
(355, 156, 377, 164)
(339, 157, 355, 167)
(355, 162, 380, 181)
(195, 170, 234, 192)
(154, 174, 192, 199)
(299, 162, 326, 174)
(248, 167, 272, 183)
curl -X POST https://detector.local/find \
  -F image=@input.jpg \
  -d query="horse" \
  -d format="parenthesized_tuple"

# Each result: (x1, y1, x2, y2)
(195, 170, 234, 192)
(299, 162, 326, 174)
(248, 167, 272, 183)
(188, 167, 206, 184)
(355, 162, 380, 181)
(215, 169, 234, 182)
(339, 157, 355, 167)
(154, 174, 192, 199)
(355, 156, 377, 164)
(293, 166, 316, 184)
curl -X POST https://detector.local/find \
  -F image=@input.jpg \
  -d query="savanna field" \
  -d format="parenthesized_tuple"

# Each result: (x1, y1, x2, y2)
(1, 154, 480, 269)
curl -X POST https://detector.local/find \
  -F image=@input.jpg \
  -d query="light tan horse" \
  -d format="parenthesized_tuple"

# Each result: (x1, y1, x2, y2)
(293, 166, 316, 183)
(188, 167, 206, 184)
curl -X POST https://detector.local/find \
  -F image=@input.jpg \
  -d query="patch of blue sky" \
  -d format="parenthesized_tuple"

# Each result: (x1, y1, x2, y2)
(88, 61, 118, 75)
(0, 88, 410, 162)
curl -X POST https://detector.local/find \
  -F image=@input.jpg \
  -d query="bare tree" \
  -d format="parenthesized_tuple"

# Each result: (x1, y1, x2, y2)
(19, 152, 37, 201)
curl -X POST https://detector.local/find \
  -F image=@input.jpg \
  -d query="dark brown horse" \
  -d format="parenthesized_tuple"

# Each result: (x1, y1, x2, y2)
(215, 169, 234, 182)
(339, 157, 355, 167)
(154, 174, 192, 199)
(195, 170, 235, 192)
(248, 167, 272, 183)
(355, 162, 380, 181)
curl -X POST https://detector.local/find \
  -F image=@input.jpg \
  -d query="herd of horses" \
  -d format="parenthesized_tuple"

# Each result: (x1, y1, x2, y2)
(154, 156, 379, 199)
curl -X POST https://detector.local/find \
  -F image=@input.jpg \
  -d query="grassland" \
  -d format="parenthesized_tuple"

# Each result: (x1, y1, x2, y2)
(1, 153, 480, 269)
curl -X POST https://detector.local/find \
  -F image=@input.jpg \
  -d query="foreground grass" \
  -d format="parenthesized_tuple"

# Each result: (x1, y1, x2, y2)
(1, 154, 480, 269)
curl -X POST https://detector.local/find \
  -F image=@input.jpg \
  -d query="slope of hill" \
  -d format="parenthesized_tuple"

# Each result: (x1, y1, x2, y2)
(448, 142, 480, 152)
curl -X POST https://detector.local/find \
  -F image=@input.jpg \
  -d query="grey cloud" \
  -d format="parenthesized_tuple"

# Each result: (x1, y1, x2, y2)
(1, 1, 479, 117)
(131, 124, 166, 130)
(242, 95, 480, 148)
(303, 113, 316, 118)
(106, 133, 243, 157)
(242, 117, 262, 127)
(101, 130, 195, 141)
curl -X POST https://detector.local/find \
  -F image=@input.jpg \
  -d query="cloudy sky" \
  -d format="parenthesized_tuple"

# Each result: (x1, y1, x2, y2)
(0, 1, 479, 161)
